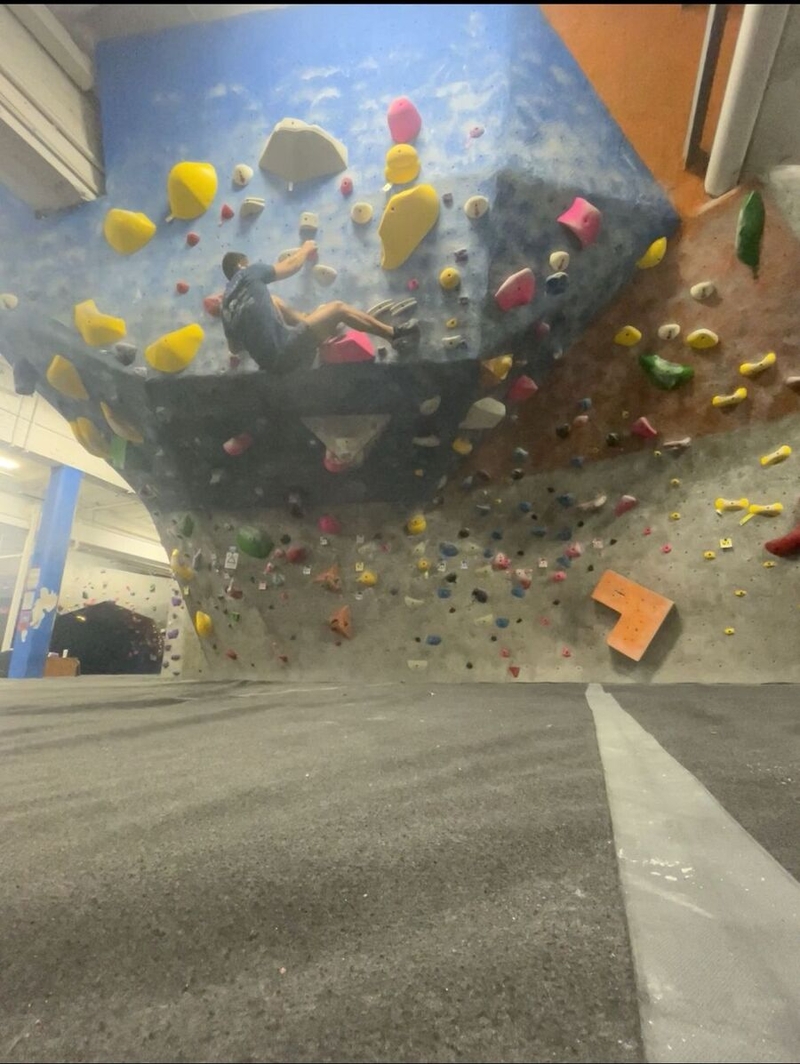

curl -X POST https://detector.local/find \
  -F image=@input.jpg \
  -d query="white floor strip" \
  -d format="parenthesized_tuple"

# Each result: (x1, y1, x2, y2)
(586, 682, 800, 1064)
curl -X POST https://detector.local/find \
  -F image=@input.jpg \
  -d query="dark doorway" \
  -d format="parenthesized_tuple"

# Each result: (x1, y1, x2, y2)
(50, 601, 164, 675)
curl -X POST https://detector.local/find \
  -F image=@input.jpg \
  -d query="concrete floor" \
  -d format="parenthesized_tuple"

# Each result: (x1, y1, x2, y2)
(1, 679, 798, 1063)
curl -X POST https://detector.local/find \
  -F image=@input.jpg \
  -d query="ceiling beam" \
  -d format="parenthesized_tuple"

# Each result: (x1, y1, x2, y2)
(7, 4, 94, 90)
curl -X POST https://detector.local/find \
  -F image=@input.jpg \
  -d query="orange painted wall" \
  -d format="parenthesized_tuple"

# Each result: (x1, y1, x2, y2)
(541, 4, 743, 217)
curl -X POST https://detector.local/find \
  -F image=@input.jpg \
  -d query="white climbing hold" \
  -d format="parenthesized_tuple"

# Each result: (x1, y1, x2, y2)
(351, 202, 373, 225)
(412, 435, 440, 447)
(240, 197, 265, 218)
(460, 397, 506, 431)
(312, 264, 338, 287)
(658, 323, 681, 340)
(299, 211, 319, 232)
(442, 335, 465, 349)
(549, 251, 570, 272)
(419, 396, 441, 415)
(407, 659, 428, 670)
(232, 164, 253, 187)
(0, 293, 18, 310)
(690, 281, 716, 300)
(464, 195, 489, 219)
(404, 595, 424, 608)
(473, 613, 495, 626)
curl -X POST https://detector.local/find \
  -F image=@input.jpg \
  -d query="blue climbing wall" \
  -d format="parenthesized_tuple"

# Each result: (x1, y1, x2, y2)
(0, 4, 677, 510)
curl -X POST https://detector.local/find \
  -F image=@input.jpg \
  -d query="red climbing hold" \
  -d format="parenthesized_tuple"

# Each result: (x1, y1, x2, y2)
(203, 294, 222, 318)
(765, 518, 800, 557)
(558, 197, 602, 248)
(495, 268, 535, 311)
(407, 278, 420, 292)
(614, 494, 638, 516)
(176, 280, 189, 294)
(329, 605, 353, 639)
(492, 552, 510, 571)
(319, 328, 375, 365)
(220, 203, 234, 221)
(508, 665, 520, 678)
(223, 432, 254, 456)
(387, 96, 422, 144)
(225, 649, 238, 660)
(631, 416, 658, 439)
(318, 514, 342, 535)
(186, 232, 200, 247)
(286, 545, 308, 564)
(506, 375, 538, 403)
(561, 647, 572, 658)
(340, 176, 354, 197)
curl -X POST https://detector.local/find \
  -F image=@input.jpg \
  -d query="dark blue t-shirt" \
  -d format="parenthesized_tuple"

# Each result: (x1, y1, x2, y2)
(221, 263, 284, 369)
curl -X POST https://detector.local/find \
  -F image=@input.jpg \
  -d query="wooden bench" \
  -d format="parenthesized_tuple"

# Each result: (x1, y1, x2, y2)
(592, 570, 674, 661)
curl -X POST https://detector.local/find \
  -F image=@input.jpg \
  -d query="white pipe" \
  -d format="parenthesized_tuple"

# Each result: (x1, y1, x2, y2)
(705, 3, 790, 197)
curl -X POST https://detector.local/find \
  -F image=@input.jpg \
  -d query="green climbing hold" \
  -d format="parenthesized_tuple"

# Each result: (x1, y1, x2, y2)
(236, 525, 274, 558)
(639, 352, 694, 390)
(736, 190, 764, 277)
(109, 435, 127, 470)
(179, 514, 194, 537)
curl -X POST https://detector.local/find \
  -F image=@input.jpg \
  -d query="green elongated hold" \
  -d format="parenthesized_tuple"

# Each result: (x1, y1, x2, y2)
(109, 435, 127, 470)
(236, 525, 274, 558)
(179, 514, 194, 537)
(639, 352, 694, 390)
(736, 190, 764, 277)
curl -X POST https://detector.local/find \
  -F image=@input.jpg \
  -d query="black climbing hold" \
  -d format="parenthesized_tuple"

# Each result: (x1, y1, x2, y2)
(466, 661, 473, 669)
(577, 520, 584, 528)
(606, 432, 621, 447)
(510, 468, 524, 480)
(490, 635, 497, 642)
(449, 607, 456, 613)
(587, 565, 594, 572)
(280, 533, 291, 545)
(552, 600, 560, 606)
(287, 491, 304, 518)
(458, 527, 470, 538)
(610, 538, 617, 546)
(516, 550, 525, 557)
(556, 424, 570, 439)
(445, 572, 458, 583)
(415, 636, 421, 643)
(472, 588, 488, 603)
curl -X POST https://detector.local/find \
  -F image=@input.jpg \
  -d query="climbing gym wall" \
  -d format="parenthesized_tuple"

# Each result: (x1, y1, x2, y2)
(0, 4, 797, 682)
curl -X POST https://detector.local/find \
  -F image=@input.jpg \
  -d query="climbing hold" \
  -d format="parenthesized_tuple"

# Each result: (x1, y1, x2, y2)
(340, 176, 353, 197)
(46, 355, 88, 401)
(735, 190, 764, 277)
(223, 432, 254, 456)
(481, 355, 513, 383)
(285, 546, 307, 564)
(558, 196, 602, 247)
(439, 267, 461, 291)
(102, 208, 156, 255)
(350, 202, 374, 225)
(74, 299, 126, 347)
(734, 589, 747, 597)
(639, 352, 694, 390)
(614, 326, 642, 347)
(406, 514, 427, 535)
(760, 445, 791, 467)
(549, 251, 570, 271)
(378, 185, 439, 269)
(232, 163, 253, 187)
(236, 526, 274, 558)
(508, 665, 520, 678)
(577, 493, 607, 512)
(442, 192, 454, 207)
(416, 558, 431, 572)
(175, 280, 190, 295)
(657, 323, 680, 341)
(748, 502, 783, 517)
(765, 519, 800, 557)
(687, 328, 719, 350)
(513, 447, 529, 463)
(312, 264, 338, 287)
(111, 342, 136, 367)
(410, 280, 422, 292)
(387, 96, 422, 143)
(0, 293, 19, 310)
(631, 416, 657, 439)
(194, 611, 213, 638)
(318, 515, 342, 536)
(557, 493, 575, 508)
(661, 544, 673, 554)
(711, 387, 747, 408)
(384, 143, 420, 185)
(464, 195, 489, 219)
(670, 478, 681, 488)
(240, 197, 265, 218)
(669, 511, 681, 521)
(492, 553, 510, 571)
(440, 542, 459, 557)
(220, 203, 235, 222)
(786, 376, 800, 389)
(664, 436, 692, 452)
(715, 497, 748, 513)
(299, 211, 319, 233)
(495, 268, 535, 310)
(704, 551, 716, 560)
(407, 659, 428, 671)
(740, 351, 776, 377)
(495, 617, 510, 629)
(636, 237, 667, 269)
(145, 323, 204, 373)
(425, 634, 442, 646)
(460, 397, 506, 431)
(545, 272, 569, 295)
(452, 437, 473, 456)
(556, 424, 571, 440)
(203, 294, 223, 318)
(511, 468, 525, 479)
(357, 570, 378, 587)
(259, 118, 347, 190)
(167, 161, 218, 220)
(442, 335, 465, 350)
(69, 417, 110, 459)
(329, 605, 353, 639)
(506, 375, 538, 403)
(412, 435, 440, 448)
(315, 565, 342, 592)
(592, 569, 674, 660)
(724, 628, 735, 636)
(100, 402, 143, 444)
(614, 495, 638, 516)
(551, 572, 566, 583)
(690, 281, 716, 301)
(170, 549, 194, 583)
(419, 396, 441, 416)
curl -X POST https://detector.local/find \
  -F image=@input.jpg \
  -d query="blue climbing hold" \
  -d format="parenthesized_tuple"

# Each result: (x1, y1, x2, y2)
(440, 542, 459, 556)
(578, 397, 592, 411)
(426, 634, 442, 646)
(556, 527, 572, 541)
(461, 476, 475, 490)
(557, 493, 575, 508)
(483, 547, 493, 558)
(495, 617, 510, 628)
(518, 501, 533, 513)
(513, 447, 529, 462)
(570, 456, 585, 468)
(511, 586, 525, 598)
(491, 529, 504, 541)
(437, 587, 452, 599)
(546, 272, 569, 295)
(556, 555, 572, 568)
(531, 526, 547, 538)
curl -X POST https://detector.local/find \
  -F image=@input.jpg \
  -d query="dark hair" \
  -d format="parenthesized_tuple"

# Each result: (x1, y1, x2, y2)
(222, 251, 248, 280)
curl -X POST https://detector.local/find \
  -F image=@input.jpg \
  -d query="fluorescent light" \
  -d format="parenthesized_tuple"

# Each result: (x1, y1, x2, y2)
(0, 456, 20, 471)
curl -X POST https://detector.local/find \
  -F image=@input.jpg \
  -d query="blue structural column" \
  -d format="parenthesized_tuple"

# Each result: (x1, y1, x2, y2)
(9, 465, 82, 679)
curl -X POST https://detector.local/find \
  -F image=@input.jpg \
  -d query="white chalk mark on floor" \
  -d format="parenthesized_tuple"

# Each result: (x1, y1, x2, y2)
(586, 682, 800, 1064)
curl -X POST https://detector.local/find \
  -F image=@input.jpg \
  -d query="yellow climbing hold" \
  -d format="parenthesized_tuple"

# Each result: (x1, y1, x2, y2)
(740, 351, 776, 377)
(384, 144, 420, 185)
(724, 628, 735, 636)
(103, 208, 156, 255)
(406, 514, 427, 535)
(170, 549, 194, 582)
(100, 401, 144, 444)
(74, 299, 126, 347)
(712, 387, 747, 408)
(378, 184, 440, 270)
(446, 318, 459, 330)
(481, 354, 513, 382)
(748, 502, 783, 517)
(69, 417, 110, 459)
(452, 437, 473, 456)
(167, 161, 217, 220)
(703, 551, 716, 560)
(734, 589, 747, 597)
(687, 328, 719, 350)
(763, 560, 776, 568)
(46, 355, 88, 401)
(357, 570, 378, 587)
(416, 558, 431, 572)
(669, 511, 681, 521)
(195, 610, 213, 637)
(715, 497, 748, 512)
(760, 444, 791, 467)
(439, 267, 461, 291)
(614, 325, 642, 346)
(670, 478, 681, 487)
(636, 237, 667, 269)
(145, 323, 204, 373)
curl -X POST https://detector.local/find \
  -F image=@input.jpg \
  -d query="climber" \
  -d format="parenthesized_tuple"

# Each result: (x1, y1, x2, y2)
(221, 244, 420, 373)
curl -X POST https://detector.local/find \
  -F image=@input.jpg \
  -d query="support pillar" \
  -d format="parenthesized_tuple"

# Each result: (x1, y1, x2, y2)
(8, 465, 82, 678)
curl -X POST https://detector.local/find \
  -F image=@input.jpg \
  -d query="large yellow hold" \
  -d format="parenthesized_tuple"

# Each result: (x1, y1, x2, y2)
(100, 401, 144, 444)
(195, 610, 213, 637)
(145, 323, 204, 373)
(384, 144, 420, 185)
(103, 209, 156, 255)
(69, 417, 110, 459)
(74, 299, 127, 346)
(46, 355, 88, 400)
(167, 161, 218, 220)
(378, 184, 440, 269)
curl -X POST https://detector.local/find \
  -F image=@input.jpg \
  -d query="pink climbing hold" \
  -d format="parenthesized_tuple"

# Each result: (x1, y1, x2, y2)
(661, 544, 672, 554)
(558, 196, 602, 248)
(631, 416, 658, 439)
(176, 280, 189, 295)
(495, 268, 535, 311)
(565, 543, 583, 559)
(492, 552, 510, 571)
(225, 649, 238, 660)
(323, 450, 357, 474)
(286, 545, 308, 564)
(407, 278, 420, 292)
(186, 232, 200, 247)
(340, 176, 353, 197)
(561, 647, 572, 658)
(514, 568, 532, 589)
(223, 431, 254, 456)
(506, 374, 538, 403)
(203, 294, 222, 318)
(318, 514, 342, 536)
(508, 665, 520, 678)
(552, 571, 567, 582)
(614, 494, 638, 516)
(387, 96, 422, 144)
(319, 328, 375, 365)
(220, 203, 235, 221)
(573, 414, 590, 427)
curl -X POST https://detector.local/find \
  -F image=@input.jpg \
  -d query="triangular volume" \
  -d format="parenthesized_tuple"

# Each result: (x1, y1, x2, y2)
(259, 119, 348, 188)
(302, 415, 390, 462)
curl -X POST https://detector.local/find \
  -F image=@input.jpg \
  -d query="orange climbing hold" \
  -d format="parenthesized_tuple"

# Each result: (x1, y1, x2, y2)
(329, 605, 353, 638)
(315, 564, 342, 592)
(592, 570, 674, 662)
